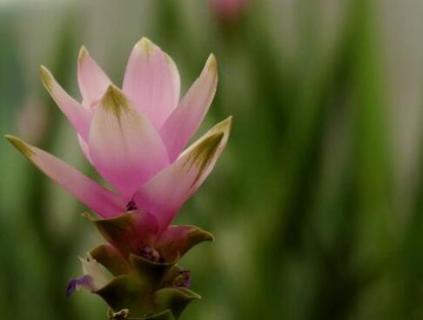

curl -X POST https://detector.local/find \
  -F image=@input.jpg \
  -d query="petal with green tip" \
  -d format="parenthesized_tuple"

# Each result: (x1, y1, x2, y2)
(160, 54, 218, 161)
(129, 254, 172, 290)
(90, 244, 130, 276)
(123, 37, 180, 129)
(40, 66, 91, 140)
(93, 213, 139, 258)
(78, 46, 112, 108)
(5, 135, 125, 218)
(154, 287, 201, 319)
(157, 225, 214, 262)
(134, 117, 232, 230)
(95, 275, 154, 316)
(91, 212, 159, 258)
(88, 86, 170, 199)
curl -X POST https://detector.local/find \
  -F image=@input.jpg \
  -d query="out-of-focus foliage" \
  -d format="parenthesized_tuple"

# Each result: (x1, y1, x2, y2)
(0, 0, 422, 319)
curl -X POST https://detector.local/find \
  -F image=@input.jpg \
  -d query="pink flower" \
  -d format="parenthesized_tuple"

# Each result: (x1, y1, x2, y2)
(6, 37, 231, 255)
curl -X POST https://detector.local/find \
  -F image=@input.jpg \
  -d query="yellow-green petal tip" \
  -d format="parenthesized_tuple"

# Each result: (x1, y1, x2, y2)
(135, 37, 156, 56)
(39, 65, 53, 90)
(206, 54, 218, 72)
(101, 85, 130, 116)
(4, 135, 34, 158)
(78, 45, 90, 61)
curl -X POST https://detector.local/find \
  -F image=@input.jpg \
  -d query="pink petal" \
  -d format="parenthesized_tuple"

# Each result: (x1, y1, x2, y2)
(5, 135, 126, 218)
(160, 54, 218, 162)
(77, 46, 112, 108)
(77, 134, 93, 164)
(40, 66, 91, 140)
(88, 86, 170, 200)
(122, 37, 180, 129)
(134, 116, 232, 230)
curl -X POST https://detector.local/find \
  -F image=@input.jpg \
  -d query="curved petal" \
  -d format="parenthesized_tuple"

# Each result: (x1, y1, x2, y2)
(78, 46, 112, 108)
(122, 37, 180, 129)
(156, 225, 214, 262)
(5, 135, 126, 218)
(134, 117, 232, 230)
(90, 244, 130, 276)
(77, 134, 93, 164)
(154, 287, 200, 318)
(40, 66, 91, 140)
(160, 54, 218, 162)
(88, 86, 170, 199)
(90, 212, 160, 258)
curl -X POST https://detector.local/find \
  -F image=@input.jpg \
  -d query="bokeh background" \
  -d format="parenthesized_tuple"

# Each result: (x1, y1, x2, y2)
(1, 0, 423, 319)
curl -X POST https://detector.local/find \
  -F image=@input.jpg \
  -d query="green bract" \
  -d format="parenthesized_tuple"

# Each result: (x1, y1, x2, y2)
(72, 212, 212, 319)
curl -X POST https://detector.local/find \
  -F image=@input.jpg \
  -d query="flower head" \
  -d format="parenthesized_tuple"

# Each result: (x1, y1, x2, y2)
(6, 37, 231, 319)
(7, 37, 230, 250)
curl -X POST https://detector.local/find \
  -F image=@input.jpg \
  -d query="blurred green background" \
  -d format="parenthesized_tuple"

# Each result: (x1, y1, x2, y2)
(1, 0, 422, 319)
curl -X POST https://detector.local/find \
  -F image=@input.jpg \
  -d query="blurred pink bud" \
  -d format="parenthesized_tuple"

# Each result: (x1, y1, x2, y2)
(210, 0, 249, 23)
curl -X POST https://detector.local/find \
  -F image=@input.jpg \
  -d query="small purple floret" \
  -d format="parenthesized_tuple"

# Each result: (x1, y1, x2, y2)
(140, 245, 161, 262)
(66, 275, 93, 297)
(173, 270, 192, 288)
